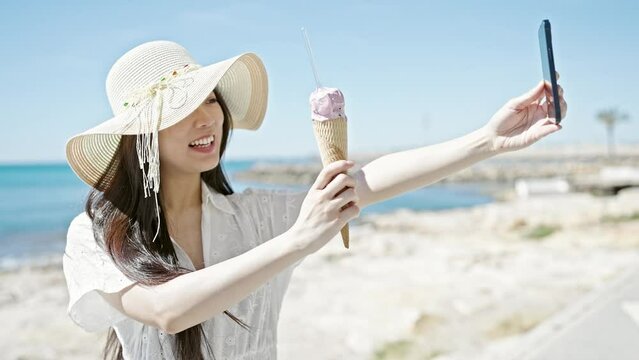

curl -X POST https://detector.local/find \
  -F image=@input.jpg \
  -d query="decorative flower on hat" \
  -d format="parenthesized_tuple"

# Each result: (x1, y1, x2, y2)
(122, 64, 201, 109)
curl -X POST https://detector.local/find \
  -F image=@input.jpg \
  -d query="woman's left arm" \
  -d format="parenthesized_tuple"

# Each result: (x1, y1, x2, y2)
(353, 76, 568, 209)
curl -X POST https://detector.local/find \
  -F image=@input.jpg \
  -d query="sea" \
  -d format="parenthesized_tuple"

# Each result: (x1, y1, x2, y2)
(0, 160, 494, 270)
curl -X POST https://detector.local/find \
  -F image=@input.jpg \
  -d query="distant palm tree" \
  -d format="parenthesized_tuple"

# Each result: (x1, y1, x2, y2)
(596, 108, 630, 158)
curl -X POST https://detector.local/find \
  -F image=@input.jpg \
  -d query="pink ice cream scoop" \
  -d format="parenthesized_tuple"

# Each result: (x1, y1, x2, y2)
(309, 87, 347, 121)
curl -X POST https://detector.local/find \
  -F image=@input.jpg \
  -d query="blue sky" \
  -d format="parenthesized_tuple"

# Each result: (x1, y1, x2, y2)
(1, 0, 637, 163)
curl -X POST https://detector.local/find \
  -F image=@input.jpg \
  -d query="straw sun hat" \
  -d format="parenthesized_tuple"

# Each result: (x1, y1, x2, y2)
(65, 40, 268, 241)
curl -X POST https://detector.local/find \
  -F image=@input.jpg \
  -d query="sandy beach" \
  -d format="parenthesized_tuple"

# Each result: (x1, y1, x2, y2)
(279, 188, 639, 360)
(2, 188, 639, 359)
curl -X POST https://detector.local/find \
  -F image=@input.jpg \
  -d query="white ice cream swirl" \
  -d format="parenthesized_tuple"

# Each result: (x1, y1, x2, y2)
(309, 87, 347, 121)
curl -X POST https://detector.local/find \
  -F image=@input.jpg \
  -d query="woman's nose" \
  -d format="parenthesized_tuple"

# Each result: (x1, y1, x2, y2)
(193, 106, 218, 127)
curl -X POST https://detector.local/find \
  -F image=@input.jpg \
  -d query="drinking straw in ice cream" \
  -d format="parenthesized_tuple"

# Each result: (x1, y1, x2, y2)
(301, 27, 351, 249)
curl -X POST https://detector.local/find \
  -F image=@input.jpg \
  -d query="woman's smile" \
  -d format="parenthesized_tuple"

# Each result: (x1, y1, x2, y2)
(188, 140, 216, 154)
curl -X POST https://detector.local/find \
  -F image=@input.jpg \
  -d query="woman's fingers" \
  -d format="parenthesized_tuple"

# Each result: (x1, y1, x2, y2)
(338, 201, 360, 223)
(539, 122, 562, 138)
(313, 160, 354, 190)
(546, 97, 567, 122)
(330, 187, 359, 211)
(556, 82, 566, 117)
(323, 172, 356, 199)
(560, 97, 568, 118)
(510, 80, 545, 108)
(508, 73, 563, 111)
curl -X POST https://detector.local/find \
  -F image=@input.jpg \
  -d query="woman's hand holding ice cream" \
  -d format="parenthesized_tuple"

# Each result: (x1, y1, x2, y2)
(309, 87, 352, 248)
(291, 160, 359, 255)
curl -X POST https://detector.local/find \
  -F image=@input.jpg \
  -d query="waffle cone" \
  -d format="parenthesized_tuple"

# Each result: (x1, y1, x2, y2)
(312, 117, 350, 249)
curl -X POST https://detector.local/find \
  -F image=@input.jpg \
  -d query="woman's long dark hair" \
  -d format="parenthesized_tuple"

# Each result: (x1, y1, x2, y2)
(84, 89, 252, 360)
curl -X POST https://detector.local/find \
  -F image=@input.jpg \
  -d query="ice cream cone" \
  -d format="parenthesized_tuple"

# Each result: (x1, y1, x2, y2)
(312, 116, 350, 248)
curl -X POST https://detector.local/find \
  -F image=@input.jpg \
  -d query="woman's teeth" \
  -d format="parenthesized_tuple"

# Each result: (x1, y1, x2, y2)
(189, 135, 215, 147)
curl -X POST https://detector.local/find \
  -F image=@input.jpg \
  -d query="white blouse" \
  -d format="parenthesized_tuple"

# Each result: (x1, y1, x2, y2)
(62, 179, 308, 359)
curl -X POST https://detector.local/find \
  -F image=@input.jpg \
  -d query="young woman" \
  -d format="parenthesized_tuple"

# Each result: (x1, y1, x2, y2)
(62, 40, 566, 360)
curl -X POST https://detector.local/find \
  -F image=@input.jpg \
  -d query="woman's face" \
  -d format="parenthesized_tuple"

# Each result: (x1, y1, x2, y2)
(158, 90, 224, 176)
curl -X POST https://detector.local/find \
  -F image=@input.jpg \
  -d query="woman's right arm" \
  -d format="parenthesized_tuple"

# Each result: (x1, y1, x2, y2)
(102, 225, 309, 335)
(100, 160, 360, 335)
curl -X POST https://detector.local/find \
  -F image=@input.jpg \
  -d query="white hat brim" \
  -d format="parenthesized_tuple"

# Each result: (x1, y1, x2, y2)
(65, 52, 268, 190)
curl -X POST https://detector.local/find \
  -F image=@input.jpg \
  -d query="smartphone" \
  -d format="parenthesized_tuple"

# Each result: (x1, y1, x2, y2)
(538, 19, 562, 123)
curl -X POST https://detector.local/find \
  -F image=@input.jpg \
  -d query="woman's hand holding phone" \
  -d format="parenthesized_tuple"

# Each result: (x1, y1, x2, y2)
(481, 72, 567, 154)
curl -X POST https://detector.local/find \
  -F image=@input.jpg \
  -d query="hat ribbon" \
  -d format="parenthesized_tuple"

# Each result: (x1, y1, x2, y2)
(118, 63, 202, 243)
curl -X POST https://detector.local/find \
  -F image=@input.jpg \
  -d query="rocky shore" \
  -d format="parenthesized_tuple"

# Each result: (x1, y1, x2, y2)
(233, 144, 639, 186)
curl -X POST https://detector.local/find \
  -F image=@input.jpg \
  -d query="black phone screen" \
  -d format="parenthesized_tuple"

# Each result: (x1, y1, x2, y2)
(538, 19, 562, 123)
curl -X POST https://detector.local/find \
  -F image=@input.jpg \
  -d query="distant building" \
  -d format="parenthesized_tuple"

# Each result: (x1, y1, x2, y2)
(514, 177, 571, 198)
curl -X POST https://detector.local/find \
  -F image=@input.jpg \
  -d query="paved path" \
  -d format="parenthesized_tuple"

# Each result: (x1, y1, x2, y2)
(511, 261, 639, 360)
